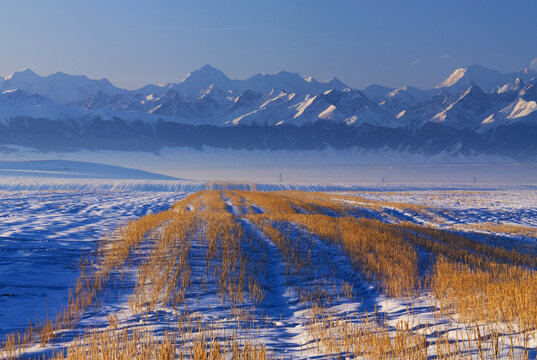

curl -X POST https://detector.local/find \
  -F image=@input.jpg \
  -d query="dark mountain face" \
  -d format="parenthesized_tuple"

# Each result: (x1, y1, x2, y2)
(519, 79, 537, 101)
(1, 115, 534, 160)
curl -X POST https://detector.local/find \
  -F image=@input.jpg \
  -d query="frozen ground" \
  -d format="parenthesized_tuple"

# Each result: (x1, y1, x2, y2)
(0, 187, 536, 359)
(349, 190, 537, 230)
(0, 190, 191, 335)
(353, 190, 537, 215)
(2, 145, 537, 184)
(0, 160, 179, 180)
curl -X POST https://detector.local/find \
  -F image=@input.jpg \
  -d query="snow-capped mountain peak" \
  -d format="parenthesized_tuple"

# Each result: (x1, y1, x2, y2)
(429, 85, 513, 130)
(4, 68, 40, 82)
(437, 64, 505, 91)
(1, 63, 537, 159)
(183, 64, 230, 83)
(509, 98, 537, 119)
(437, 64, 537, 93)
(169, 64, 232, 96)
(1, 68, 123, 104)
(438, 67, 467, 88)
(493, 77, 525, 94)
(199, 84, 230, 100)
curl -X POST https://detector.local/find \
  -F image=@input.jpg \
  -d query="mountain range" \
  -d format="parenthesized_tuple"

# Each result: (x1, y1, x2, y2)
(0, 64, 536, 159)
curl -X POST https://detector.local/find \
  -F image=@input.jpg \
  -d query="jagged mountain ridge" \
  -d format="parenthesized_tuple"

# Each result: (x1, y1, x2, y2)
(0, 64, 536, 158)
(0, 69, 123, 104)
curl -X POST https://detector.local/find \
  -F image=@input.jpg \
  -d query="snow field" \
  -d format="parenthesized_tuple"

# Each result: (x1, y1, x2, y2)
(343, 190, 537, 241)
(1, 189, 536, 359)
(0, 190, 190, 336)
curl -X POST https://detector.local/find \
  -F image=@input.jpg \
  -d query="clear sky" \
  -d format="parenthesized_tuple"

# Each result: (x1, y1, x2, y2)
(1, 0, 536, 90)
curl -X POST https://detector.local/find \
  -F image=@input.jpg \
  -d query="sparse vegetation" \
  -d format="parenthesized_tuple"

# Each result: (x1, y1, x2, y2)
(456, 222, 537, 238)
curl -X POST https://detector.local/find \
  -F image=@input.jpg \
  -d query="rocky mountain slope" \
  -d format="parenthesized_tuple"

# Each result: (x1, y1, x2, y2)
(0, 64, 536, 159)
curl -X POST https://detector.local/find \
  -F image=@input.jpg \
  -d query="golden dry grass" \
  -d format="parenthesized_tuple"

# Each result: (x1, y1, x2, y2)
(2, 189, 536, 359)
(233, 190, 537, 357)
(455, 222, 537, 238)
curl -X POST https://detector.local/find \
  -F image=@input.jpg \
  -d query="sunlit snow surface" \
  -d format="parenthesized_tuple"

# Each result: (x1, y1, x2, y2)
(0, 186, 536, 358)
(349, 190, 537, 227)
(0, 190, 191, 335)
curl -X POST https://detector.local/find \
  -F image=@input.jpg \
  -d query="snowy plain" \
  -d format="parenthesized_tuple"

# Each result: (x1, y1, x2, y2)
(0, 190, 191, 335)
(0, 155, 535, 358)
(2, 145, 537, 184)
(352, 190, 537, 227)
(0, 186, 535, 358)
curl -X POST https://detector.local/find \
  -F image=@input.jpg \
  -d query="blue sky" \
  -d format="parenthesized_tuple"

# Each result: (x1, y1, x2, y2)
(1, 0, 536, 89)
